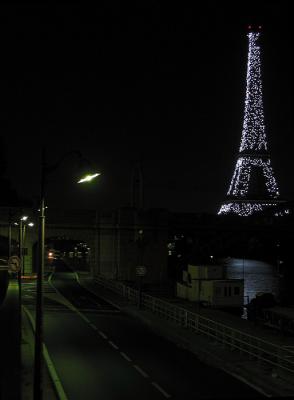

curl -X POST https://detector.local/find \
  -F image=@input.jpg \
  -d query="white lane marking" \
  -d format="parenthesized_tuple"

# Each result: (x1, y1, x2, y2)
(48, 272, 53, 284)
(77, 313, 90, 323)
(151, 382, 171, 398)
(98, 331, 108, 340)
(120, 352, 132, 362)
(133, 365, 149, 378)
(108, 340, 119, 350)
(74, 272, 81, 285)
(89, 323, 98, 330)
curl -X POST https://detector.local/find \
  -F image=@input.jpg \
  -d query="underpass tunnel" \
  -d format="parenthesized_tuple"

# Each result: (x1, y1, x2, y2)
(42, 237, 91, 273)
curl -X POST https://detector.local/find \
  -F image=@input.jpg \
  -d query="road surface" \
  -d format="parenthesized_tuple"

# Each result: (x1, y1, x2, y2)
(22, 265, 263, 399)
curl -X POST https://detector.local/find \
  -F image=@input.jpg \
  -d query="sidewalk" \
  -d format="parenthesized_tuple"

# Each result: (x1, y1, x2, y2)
(0, 274, 58, 400)
(0, 278, 20, 400)
(77, 273, 294, 398)
(21, 306, 58, 400)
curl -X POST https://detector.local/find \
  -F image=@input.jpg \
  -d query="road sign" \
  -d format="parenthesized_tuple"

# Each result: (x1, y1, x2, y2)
(136, 266, 146, 276)
(8, 255, 21, 272)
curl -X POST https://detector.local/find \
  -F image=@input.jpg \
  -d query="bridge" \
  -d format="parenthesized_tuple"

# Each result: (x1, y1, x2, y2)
(0, 206, 168, 283)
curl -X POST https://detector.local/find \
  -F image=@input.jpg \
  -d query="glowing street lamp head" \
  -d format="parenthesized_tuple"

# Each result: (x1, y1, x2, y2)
(77, 172, 100, 184)
(21, 216, 28, 221)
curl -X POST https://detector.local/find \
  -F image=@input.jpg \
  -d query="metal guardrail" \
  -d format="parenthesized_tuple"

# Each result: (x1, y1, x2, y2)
(94, 275, 294, 375)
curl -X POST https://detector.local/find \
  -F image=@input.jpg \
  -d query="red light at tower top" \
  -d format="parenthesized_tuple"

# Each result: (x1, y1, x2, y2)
(248, 25, 262, 31)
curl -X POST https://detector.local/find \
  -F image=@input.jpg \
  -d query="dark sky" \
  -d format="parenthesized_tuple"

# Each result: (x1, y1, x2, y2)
(0, 1, 293, 213)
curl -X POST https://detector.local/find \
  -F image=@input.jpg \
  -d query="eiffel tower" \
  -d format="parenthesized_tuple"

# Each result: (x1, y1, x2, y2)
(218, 25, 282, 216)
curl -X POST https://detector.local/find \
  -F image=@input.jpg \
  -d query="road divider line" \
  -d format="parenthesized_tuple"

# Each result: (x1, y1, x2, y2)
(108, 340, 119, 350)
(48, 275, 98, 326)
(73, 273, 121, 312)
(89, 323, 98, 330)
(133, 365, 149, 378)
(98, 331, 108, 340)
(151, 382, 171, 398)
(23, 306, 69, 400)
(48, 272, 53, 285)
(120, 352, 132, 362)
(74, 272, 81, 285)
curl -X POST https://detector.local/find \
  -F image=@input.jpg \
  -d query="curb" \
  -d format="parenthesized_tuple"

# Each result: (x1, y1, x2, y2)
(22, 306, 68, 400)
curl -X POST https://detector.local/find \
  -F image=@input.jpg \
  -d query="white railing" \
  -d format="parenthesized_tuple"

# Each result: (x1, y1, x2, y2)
(94, 275, 294, 375)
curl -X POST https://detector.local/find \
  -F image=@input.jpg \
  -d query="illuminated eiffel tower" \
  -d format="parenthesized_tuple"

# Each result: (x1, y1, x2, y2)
(218, 25, 282, 216)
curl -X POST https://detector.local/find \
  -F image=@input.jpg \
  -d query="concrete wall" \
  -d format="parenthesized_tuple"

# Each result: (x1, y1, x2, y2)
(99, 207, 169, 283)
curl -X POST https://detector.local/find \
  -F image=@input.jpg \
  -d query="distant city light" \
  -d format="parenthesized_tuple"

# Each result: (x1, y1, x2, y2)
(37, 206, 48, 212)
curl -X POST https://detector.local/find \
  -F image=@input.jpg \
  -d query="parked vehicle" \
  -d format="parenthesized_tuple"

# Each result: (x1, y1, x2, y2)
(246, 292, 294, 335)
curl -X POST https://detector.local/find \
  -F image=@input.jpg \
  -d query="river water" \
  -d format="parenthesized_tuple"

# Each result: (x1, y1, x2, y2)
(225, 258, 280, 303)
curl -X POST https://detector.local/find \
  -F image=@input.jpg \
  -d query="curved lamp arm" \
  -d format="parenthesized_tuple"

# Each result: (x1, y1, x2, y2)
(43, 149, 83, 176)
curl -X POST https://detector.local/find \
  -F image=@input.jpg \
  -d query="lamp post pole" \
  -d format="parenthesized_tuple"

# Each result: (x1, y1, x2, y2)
(18, 217, 23, 378)
(34, 148, 46, 400)
(137, 230, 144, 309)
(8, 210, 12, 258)
(32, 148, 99, 399)
(22, 224, 26, 275)
(18, 217, 23, 282)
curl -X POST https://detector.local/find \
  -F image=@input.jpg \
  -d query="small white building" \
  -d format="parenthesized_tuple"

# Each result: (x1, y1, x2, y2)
(176, 263, 244, 308)
(200, 279, 244, 307)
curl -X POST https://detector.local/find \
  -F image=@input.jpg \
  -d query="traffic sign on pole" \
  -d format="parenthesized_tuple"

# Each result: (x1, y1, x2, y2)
(136, 266, 147, 276)
(8, 255, 21, 272)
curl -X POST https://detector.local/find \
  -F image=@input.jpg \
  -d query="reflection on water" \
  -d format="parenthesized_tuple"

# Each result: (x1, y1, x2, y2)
(225, 258, 280, 303)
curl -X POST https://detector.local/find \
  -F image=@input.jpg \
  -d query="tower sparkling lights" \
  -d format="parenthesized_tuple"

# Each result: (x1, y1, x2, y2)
(218, 27, 280, 217)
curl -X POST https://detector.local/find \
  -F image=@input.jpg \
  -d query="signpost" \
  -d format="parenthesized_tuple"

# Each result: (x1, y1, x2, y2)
(136, 266, 146, 276)
(136, 266, 146, 309)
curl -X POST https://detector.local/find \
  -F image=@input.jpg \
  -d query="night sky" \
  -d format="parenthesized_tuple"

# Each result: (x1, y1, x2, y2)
(0, 2, 293, 214)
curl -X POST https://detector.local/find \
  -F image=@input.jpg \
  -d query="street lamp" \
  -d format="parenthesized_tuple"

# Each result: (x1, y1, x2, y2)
(77, 173, 100, 183)
(34, 147, 100, 400)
